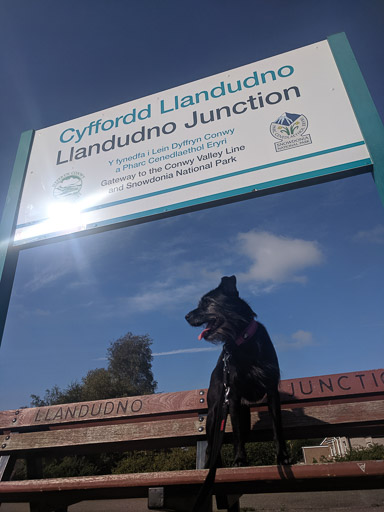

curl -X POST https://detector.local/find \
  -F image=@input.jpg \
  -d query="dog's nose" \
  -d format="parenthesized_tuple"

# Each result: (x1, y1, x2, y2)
(185, 312, 191, 322)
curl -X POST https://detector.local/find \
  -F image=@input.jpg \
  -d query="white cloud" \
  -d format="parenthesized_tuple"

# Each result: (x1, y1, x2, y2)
(32, 227, 325, 318)
(236, 230, 324, 286)
(20, 230, 134, 294)
(100, 230, 325, 315)
(291, 330, 315, 346)
(23, 263, 72, 293)
(93, 346, 220, 361)
(125, 281, 203, 313)
(275, 330, 316, 350)
(153, 347, 220, 356)
(353, 224, 384, 245)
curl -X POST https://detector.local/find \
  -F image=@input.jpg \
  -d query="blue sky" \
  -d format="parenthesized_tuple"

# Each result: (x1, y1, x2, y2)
(0, 0, 384, 410)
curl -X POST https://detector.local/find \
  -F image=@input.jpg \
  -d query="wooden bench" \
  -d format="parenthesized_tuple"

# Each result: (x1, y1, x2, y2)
(1, 369, 384, 511)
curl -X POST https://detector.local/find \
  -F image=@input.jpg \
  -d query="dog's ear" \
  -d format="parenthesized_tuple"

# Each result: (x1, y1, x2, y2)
(220, 275, 239, 296)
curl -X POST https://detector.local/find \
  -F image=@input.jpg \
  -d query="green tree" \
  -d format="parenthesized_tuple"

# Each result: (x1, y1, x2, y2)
(30, 332, 157, 405)
(335, 443, 384, 462)
(107, 332, 157, 397)
(30, 381, 83, 407)
(26, 332, 157, 480)
(81, 368, 115, 401)
(113, 447, 197, 474)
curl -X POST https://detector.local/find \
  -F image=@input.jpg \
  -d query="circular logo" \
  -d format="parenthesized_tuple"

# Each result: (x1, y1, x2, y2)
(53, 172, 84, 199)
(270, 112, 308, 140)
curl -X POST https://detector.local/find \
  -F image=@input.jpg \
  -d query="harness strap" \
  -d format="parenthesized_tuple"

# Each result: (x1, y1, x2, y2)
(192, 322, 258, 509)
(192, 350, 230, 512)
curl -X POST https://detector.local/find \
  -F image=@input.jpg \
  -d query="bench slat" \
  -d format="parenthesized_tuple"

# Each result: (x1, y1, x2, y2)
(1, 370, 383, 432)
(242, 400, 384, 440)
(1, 401, 382, 456)
(0, 461, 383, 502)
(0, 416, 205, 455)
(0, 389, 206, 431)
(277, 399, 384, 429)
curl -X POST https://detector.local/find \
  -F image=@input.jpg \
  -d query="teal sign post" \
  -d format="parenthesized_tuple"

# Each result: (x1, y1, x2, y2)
(327, 33, 384, 207)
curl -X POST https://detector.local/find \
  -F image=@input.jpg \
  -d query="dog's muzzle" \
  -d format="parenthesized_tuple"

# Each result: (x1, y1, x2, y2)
(186, 310, 220, 341)
(185, 310, 202, 326)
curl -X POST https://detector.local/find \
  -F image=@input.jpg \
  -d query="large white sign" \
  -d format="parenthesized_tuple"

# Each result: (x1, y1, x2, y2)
(14, 39, 371, 245)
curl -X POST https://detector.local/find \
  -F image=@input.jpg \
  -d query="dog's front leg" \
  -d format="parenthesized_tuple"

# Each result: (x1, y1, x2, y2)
(229, 395, 250, 467)
(205, 364, 224, 468)
(267, 387, 290, 465)
(205, 400, 220, 468)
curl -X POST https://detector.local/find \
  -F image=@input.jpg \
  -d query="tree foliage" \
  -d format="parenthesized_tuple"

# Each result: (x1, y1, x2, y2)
(22, 333, 157, 481)
(30, 381, 83, 407)
(30, 332, 157, 407)
(107, 332, 157, 397)
(334, 443, 384, 462)
(113, 448, 197, 474)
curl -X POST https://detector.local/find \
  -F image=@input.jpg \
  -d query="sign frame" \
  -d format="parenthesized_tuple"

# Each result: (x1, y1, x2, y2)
(0, 33, 383, 345)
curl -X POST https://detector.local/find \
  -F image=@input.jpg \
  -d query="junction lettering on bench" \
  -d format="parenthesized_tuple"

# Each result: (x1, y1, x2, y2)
(279, 370, 384, 402)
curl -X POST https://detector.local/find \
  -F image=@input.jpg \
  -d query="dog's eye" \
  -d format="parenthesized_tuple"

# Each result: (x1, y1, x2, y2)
(201, 298, 212, 308)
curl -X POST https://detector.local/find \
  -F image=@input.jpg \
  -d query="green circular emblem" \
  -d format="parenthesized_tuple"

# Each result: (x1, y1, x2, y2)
(53, 173, 84, 199)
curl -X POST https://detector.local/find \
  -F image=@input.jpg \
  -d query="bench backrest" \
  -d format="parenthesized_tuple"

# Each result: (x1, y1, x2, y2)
(1, 369, 383, 457)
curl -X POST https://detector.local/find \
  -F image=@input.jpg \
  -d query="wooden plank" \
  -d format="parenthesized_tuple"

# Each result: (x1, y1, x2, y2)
(248, 400, 384, 442)
(1, 401, 382, 456)
(0, 461, 383, 502)
(1, 370, 383, 432)
(252, 400, 384, 430)
(0, 416, 205, 455)
(278, 369, 384, 403)
(0, 389, 206, 430)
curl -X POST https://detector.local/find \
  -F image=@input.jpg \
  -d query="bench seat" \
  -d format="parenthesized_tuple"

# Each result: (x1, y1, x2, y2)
(0, 461, 383, 504)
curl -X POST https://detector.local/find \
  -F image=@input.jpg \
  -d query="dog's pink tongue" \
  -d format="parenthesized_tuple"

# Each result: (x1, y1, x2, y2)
(198, 328, 210, 341)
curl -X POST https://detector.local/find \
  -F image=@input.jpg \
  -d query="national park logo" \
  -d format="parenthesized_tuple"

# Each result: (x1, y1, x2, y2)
(270, 112, 312, 152)
(52, 172, 85, 200)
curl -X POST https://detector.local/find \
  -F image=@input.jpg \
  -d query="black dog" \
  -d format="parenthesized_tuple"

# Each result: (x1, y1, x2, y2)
(185, 275, 289, 467)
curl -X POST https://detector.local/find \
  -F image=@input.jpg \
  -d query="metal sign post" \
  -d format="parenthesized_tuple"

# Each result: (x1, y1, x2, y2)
(0, 131, 34, 344)
(327, 33, 384, 206)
